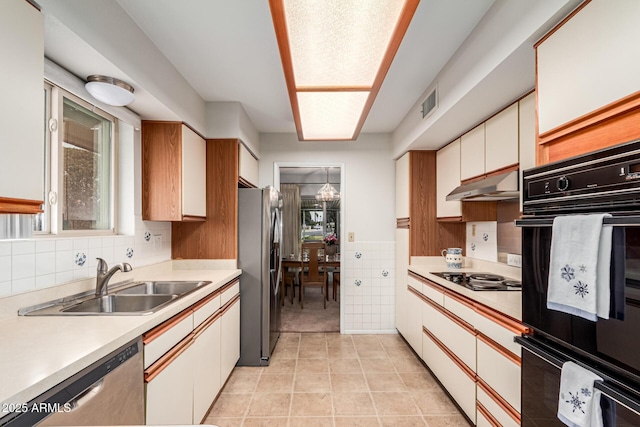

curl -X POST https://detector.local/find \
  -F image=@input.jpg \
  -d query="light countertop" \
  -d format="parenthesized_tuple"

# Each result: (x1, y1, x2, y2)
(0, 261, 240, 408)
(409, 256, 522, 320)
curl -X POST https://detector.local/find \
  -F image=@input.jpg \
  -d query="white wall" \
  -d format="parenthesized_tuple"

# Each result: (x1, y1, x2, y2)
(205, 102, 260, 157)
(259, 133, 397, 333)
(259, 133, 395, 242)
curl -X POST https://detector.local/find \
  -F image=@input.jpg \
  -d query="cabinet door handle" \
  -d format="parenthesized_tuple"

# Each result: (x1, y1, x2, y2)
(144, 335, 194, 383)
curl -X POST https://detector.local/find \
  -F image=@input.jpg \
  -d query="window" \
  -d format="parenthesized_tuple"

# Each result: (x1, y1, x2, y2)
(35, 84, 116, 235)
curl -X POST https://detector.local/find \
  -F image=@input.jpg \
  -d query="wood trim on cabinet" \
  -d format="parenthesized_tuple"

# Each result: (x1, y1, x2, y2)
(476, 401, 503, 427)
(238, 176, 257, 188)
(416, 286, 475, 335)
(193, 307, 223, 339)
(460, 163, 519, 186)
(409, 271, 446, 294)
(423, 326, 476, 381)
(477, 332, 521, 367)
(474, 303, 530, 336)
(537, 91, 640, 164)
(219, 278, 240, 295)
(172, 139, 239, 259)
(437, 216, 463, 223)
(444, 289, 476, 312)
(190, 289, 221, 314)
(181, 215, 206, 222)
(477, 376, 521, 424)
(144, 335, 194, 383)
(220, 293, 240, 316)
(0, 197, 43, 214)
(396, 217, 410, 229)
(142, 307, 193, 345)
(461, 201, 497, 222)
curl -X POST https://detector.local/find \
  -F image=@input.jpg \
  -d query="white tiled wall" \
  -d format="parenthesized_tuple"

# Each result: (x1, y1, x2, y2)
(466, 221, 498, 262)
(0, 215, 171, 298)
(341, 241, 395, 333)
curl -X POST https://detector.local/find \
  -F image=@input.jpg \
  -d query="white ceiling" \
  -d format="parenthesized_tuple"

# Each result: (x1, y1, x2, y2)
(39, 0, 579, 152)
(107, 0, 493, 134)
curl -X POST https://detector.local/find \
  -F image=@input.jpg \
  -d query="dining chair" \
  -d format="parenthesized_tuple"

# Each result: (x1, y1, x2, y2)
(300, 242, 326, 309)
(282, 269, 299, 305)
(332, 271, 340, 301)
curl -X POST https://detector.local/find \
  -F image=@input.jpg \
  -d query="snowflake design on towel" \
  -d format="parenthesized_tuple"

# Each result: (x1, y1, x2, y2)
(574, 281, 589, 298)
(561, 264, 575, 282)
(566, 391, 586, 414)
(579, 264, 587, 273)
(581, 388, 592, 397)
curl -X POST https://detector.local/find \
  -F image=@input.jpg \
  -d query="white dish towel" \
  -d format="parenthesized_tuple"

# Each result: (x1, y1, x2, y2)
(558, 361, 603, 427)
(547, 214, 612, 321)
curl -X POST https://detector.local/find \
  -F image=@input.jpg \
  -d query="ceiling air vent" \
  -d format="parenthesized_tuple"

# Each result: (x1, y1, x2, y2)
(421, 88, 437, 119)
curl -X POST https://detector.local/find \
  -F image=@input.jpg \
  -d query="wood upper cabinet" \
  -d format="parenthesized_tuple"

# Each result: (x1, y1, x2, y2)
(0, 0, 44, 213)
(485, 103, 519, 173)
(460, 124, 486, 181)
(142, 121, 206, 221)
(238, 142, 258, 188)
(436, 139, 462, 219)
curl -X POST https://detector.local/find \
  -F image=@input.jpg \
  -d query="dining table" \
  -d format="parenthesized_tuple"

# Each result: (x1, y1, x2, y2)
(281, 255, 340, 303)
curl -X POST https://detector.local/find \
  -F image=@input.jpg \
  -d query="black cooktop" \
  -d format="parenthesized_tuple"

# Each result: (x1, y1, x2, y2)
(431, 272, 522, 291)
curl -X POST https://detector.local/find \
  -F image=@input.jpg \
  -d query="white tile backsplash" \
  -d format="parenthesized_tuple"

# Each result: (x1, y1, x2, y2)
(0, 213, 172, 296)
(341, 240, 395, 333)
(466, 221, 498, 262)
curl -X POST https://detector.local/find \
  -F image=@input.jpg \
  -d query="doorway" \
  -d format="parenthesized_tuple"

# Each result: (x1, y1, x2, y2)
(275, 163, 344, 333)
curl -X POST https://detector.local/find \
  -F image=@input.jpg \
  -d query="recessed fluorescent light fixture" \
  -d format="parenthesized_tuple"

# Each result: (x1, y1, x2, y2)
(85, 75, 135, 107)
(269, 0, 419, 141)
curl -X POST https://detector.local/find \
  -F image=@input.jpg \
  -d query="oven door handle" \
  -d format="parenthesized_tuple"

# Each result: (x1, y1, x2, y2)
(516, 216, 640, 227)
(515, 335, 640, 416)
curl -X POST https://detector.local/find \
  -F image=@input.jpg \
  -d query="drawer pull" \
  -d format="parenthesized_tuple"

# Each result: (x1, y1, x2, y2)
(143, 308, 192, 345)
(477, 332, 521, 367)
(144, 335, 194, 382)
(477, 376, 520, 424)
(423, 326, 476, 381)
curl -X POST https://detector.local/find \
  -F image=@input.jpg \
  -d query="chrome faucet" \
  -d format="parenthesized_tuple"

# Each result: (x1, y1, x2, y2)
(95, 258, 132, 296)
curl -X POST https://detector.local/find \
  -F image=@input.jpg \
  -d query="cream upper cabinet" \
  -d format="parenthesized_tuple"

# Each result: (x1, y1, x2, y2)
(395, 152, 410, 219)
(519, 92, 536, 209)
(537, 1, 640, 135)
(485, 103, 519, 173)
(460, 124, 485, 181)
(436, 139, 461, 218)
(182, 125, 207, 218)
(238, 142, 259, 187)
(0, 0, 44, 206)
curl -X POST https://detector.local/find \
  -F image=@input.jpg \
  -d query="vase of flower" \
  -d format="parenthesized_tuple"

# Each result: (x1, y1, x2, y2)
(323, 233, 338, 256)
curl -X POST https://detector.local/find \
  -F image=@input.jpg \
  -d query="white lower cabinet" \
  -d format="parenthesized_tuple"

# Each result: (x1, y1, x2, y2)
(145, 337, 196, 425)
(143, 279, 240, 425)
(193, 315, 222, 423)
(405, 285, 424, 359)
(477, 385, 520, 427)
(221, 296, 240, 380)
(409, 272, 526, 426)
(422, 328, 476, 422)
(477, 335, 521, 413)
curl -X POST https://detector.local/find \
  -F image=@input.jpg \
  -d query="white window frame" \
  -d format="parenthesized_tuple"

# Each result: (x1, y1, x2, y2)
(37, 82, 118, 236)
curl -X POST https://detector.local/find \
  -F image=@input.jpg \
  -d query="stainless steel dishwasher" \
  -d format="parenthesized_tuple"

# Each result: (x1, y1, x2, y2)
(1, 338, 144, 426)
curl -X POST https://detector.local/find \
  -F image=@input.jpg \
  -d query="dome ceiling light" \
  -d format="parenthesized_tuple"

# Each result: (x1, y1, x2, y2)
(269, 0, 419, 141)
(85, 75, 135, 107)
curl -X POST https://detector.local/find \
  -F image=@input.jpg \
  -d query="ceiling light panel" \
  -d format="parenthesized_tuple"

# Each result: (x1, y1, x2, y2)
(297, 91, 369, 140)
(284, 0, 406, 88)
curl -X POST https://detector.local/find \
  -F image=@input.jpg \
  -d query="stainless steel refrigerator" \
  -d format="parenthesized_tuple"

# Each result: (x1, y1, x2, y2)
(237, 186, 282, 366)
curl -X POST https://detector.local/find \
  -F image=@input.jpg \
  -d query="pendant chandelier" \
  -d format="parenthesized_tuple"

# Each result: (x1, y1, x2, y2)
(316, 168, 340, 202)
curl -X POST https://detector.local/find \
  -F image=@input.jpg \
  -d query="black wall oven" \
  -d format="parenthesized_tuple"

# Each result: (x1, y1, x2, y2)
(517, 140, 640, 425)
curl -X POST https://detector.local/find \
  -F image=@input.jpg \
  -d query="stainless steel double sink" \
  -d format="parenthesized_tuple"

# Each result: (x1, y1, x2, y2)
(22, 281, 212, 316)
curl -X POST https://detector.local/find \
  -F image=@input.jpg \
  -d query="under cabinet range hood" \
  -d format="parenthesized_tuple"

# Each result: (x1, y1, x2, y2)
(446, 171, 519, 201)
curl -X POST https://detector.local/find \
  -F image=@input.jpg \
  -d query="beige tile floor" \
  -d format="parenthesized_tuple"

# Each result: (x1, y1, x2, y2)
(204, 333, 470, 427)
